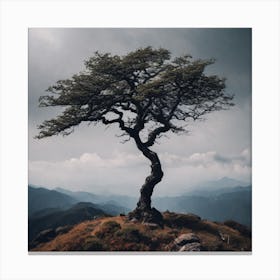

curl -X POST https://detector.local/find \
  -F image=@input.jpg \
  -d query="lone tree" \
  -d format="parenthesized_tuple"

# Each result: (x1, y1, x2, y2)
(36, 47, 234, 224)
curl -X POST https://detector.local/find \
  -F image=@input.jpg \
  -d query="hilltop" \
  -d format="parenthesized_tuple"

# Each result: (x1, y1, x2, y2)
(30, 211, 251, 252)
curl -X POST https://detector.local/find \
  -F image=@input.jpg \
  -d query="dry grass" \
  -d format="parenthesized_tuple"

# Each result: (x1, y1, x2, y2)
(32, 213, 251, 252)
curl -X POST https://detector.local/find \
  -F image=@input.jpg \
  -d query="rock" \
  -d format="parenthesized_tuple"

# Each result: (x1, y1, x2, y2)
(142, 222, 160, 230)
(179, 242, 201, 251)
(174, 233, 200, 246)
(168, 243, 181, 251)
(130, 218, 138, 223)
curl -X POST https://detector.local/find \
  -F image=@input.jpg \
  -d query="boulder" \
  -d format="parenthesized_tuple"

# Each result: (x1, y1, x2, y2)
(130, 218, 138, 223)
(179, 242, 201, 251)
(174, 233, 200, 246)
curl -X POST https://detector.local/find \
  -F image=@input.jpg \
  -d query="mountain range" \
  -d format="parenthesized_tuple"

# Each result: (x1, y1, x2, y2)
(29, 186, 130, 216)
(153, 186, 251, 226)
(28, 186, 76, 216)
(28, 177, 252, 248)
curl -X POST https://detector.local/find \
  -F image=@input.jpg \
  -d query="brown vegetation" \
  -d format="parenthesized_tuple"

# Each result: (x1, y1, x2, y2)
(31, 212, 251, 252)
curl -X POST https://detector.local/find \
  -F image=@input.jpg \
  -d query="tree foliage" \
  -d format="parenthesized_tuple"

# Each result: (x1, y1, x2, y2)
(36, 47, 233, 144)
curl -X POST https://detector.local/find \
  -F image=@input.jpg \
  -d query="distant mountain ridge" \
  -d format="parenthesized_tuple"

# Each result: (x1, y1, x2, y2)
(54, 187, 137, 210)
(28, 177, 252, 246)
(188, 185, 251, 197)
(28, 202, 108, 242)
(187, 177, 249, 194)
(29, 186, 130, 217)
(55, 187, 102, 204)
(28, 186, 77, 216)
(153, 186, 252, 227)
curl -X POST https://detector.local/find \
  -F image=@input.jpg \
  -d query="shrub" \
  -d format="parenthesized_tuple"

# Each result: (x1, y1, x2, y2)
(115, 227, 143, 243)
(155, 231, 176, 244)
(117, 226, 154, 242)
(95, 221, 121, 239)
(82, 236, 105, 251)
(163, 212, 201, 228)
(121, 242, 150, 251)
(223, 220, 251, 238)
(193, 220, 220, 235)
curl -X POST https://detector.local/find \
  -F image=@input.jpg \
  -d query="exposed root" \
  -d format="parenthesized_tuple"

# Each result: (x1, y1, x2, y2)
(128, 207, 163, 227)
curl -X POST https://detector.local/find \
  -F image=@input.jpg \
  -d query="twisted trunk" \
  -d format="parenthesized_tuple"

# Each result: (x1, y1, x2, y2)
(137, 147, 163, 211)
(128, 135, 164, 225)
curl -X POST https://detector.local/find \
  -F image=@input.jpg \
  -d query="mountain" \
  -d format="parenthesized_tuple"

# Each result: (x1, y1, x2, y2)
(29, 207, 62, 219)
(28, 202, 108, 243)
(153, 186, 252, 227)
(100, 195, 137, 209)
(54, 187, 136, 210)
(187, 177, 249, 195)
(99, 201, 130, 215)
(28, 186, 77, 216)
(55, 187, 100, 203)
(30, 212, 251, 252)
(188, 185, 251, 197)
(29, 184, 251, 227)
(29, 185, 130, 218)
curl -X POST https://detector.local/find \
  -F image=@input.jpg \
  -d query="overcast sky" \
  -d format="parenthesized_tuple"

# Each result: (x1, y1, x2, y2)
(28, 28, 251, 196)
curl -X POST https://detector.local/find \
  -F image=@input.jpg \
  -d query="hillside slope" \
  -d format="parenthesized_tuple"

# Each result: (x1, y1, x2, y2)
(29, 202, 108, 243)
(28, 186, 77, 216)
(30, 212, 251, 252)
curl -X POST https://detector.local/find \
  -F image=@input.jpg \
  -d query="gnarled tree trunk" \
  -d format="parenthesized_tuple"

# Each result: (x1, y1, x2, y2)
(137, 148, 163, 211)
(128, 136, 164, 225)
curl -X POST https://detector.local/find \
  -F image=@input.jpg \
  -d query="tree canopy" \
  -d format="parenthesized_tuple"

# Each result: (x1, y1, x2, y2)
(36, 47, 233, 144)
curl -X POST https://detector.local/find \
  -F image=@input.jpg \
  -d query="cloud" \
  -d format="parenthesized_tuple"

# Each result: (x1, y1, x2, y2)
(29, 149, 251, 196)
(66, 151, 144, 168)
(159, 149, 251, 168)
(29, 29, 62, 49)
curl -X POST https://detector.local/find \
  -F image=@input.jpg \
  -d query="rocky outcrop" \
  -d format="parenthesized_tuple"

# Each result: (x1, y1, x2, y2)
(174, 233, 201, 251)
(179, 242, 201, 251)
(174, 233, 200, 246)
